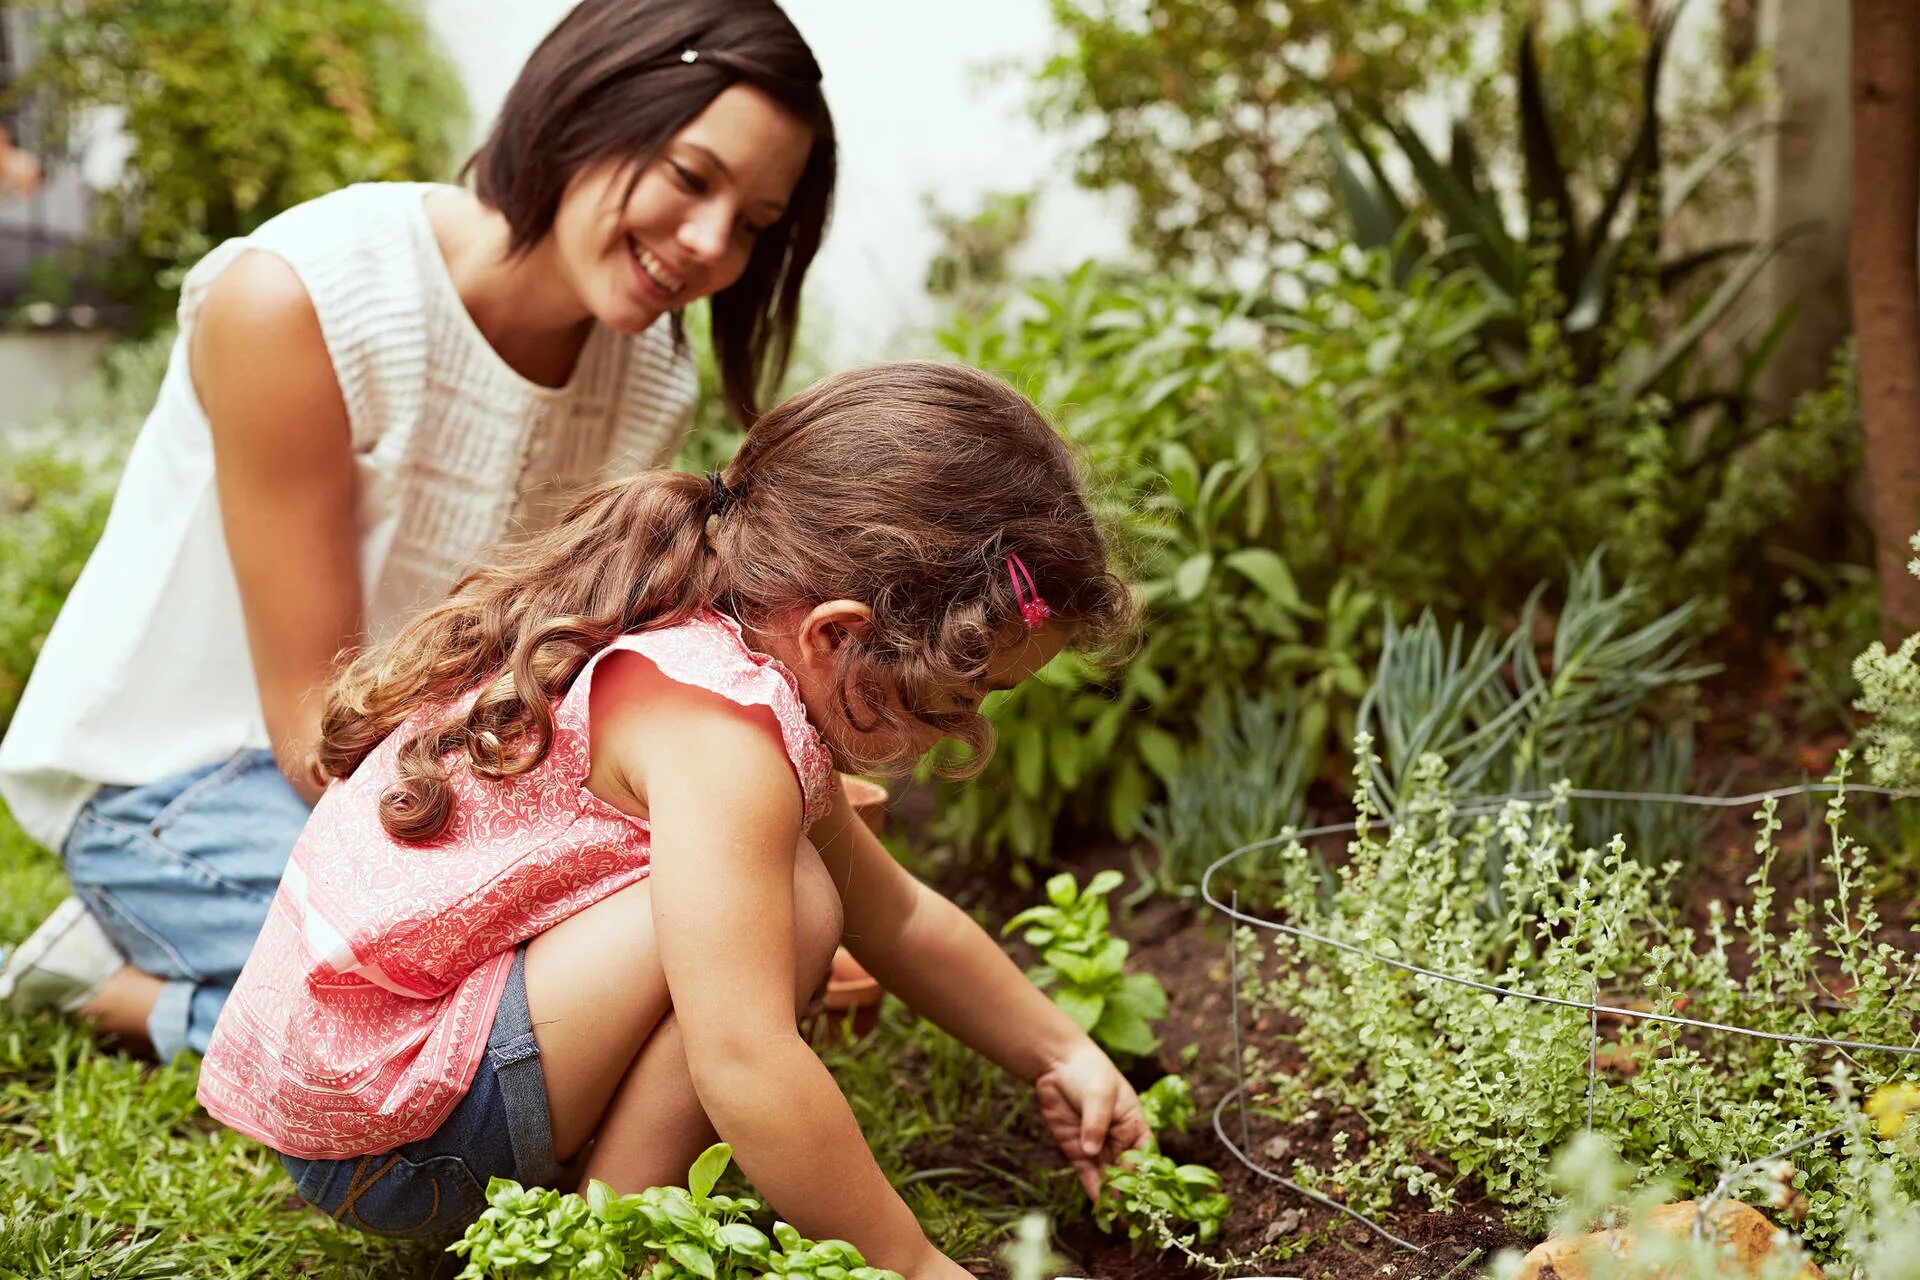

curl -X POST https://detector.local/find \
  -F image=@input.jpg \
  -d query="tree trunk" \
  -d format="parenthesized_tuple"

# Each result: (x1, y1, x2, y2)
(1850, 0, 1920, 642)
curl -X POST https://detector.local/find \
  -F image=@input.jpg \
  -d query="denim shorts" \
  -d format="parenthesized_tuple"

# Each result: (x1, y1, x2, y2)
(61, 749, 309, 1062)
(279, 948, 561, 1246)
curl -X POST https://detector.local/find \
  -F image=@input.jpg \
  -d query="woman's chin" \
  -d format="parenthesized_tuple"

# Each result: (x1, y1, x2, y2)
(596, 293, 668, 336)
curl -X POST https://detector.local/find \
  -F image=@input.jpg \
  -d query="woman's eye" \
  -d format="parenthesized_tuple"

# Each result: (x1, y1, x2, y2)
(668, 162, 707, 193)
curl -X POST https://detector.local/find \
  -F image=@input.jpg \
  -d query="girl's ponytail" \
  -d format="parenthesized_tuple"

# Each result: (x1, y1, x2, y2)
(315, 468, 725, 842)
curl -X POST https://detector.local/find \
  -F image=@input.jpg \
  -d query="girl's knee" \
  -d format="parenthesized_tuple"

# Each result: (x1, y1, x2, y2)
(791, 838, 842, 1005)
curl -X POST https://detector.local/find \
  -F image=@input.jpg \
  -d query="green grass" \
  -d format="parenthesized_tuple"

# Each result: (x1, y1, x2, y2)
(0, 799, 418, 1278)
(0, 800, 1084, 1277)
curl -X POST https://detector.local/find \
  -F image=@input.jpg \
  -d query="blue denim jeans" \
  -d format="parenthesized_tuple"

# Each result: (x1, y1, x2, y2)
(60, 749, 309, 1062)
(279, 948, 561, 1247)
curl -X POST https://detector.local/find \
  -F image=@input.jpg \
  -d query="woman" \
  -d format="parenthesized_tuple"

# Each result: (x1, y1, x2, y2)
(0, 0, 836, 1065)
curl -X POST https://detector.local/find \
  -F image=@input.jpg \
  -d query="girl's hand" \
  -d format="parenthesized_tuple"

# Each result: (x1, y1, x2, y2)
(1034, 1041, 1150, 1199)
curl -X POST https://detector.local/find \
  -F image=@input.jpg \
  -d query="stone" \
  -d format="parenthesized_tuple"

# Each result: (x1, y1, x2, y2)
(1262, 1208, 1304, 1244)
(1512, 1200, 1822, 1280)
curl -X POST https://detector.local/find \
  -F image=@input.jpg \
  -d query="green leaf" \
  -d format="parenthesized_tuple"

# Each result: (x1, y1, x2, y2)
(1045, 872, 1078, 909)
(1173, 552, 1214, 602)
(1223, 547, 1304, 611)
(687, 1143, 730, 1201)
(1107, 759, 1149, 838)
(1055, 987, 1106, 1032)
(666, 1242, 718, 1280)
(1114, 971, 1169, 1021)
(1013, 720, 1047, 799)
(714, 1223, 771, 1258)
(1095, 1005, 1159, 1057)
(1135, 725, 1184, 787)
(1084, 868, 1125, 900)
(1158, 441, 1201, 507)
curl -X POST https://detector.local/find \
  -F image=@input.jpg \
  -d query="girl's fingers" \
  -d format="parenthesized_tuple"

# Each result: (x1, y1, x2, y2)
(1079, 1079, 1115, 1157)
(1072, 1154, 1102, 1200)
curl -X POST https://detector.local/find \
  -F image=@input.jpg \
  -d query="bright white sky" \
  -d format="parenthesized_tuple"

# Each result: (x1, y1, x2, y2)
(423, 0, 1132, 359)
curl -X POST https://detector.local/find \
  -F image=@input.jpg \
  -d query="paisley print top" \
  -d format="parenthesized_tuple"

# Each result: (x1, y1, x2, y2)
(197, 611, 834, 1157)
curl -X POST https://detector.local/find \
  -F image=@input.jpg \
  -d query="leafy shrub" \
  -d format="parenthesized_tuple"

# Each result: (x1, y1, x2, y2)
(932, 259, 1858, 867)
(12, 0, 465, 327)
(1357, 552, 1718, 869)
(1002, 870, 1167, 1060)
(0, 335, 167, 731)
(1236, 749, 1920, 1262)
(451, 1144, 902, 1280)
(1855, 534, 1920, 791)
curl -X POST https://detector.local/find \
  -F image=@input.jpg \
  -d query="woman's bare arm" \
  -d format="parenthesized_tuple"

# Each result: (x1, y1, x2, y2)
(189, 250, 363, 802)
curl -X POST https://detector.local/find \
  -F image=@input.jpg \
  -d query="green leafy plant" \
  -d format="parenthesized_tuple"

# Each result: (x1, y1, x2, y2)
(0, 334, 169, 732)
(1357, 552, 1718, 871)
(1855, 532, 1920, 792)
(1094, 1149, 1230, 1248)
(930, 250, 1856, 869)
(1330, 9, 1785, 388)
(452, 1144, 903, 1280)
(1002, 870, 1167, 1059)
(1237, 748, 1920, 1261)
(1139, 690, 1315, 896)
(12, 0, 466, 328)
(1137, 1074, 1196, 1146)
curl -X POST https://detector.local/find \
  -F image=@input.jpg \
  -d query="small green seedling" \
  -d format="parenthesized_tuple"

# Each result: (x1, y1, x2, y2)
(1002, 869, 1168, 1059)
(1094, 1073, 1230, 1249)
(450, 1143, 902, 1280)
(1095, 1149, 1231, 1246)
(1137, 1073, 1196, 1149)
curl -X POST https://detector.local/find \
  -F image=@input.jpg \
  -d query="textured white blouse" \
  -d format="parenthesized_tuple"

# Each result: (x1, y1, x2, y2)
(0, 182, 698, 848)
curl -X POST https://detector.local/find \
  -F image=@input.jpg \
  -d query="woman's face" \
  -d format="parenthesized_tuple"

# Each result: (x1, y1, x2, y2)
(553, 83, 813, 334)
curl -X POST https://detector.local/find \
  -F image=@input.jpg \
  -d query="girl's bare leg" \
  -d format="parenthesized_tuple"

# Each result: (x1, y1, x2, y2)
(524, 838, 842, 1172)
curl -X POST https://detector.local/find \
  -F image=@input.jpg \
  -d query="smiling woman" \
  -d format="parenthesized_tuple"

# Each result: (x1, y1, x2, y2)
(0, 0, 836, 1069)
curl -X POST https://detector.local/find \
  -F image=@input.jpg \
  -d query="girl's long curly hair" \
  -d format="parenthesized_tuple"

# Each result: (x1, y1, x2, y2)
(315, 360, 1135, 842)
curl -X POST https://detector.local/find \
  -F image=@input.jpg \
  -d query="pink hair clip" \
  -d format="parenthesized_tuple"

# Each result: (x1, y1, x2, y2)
(1006, 553, 1053, 630)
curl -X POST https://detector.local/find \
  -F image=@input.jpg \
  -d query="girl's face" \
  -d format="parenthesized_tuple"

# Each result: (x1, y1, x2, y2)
(781, 607, 1071, 775)
(552, 83, 813, 335)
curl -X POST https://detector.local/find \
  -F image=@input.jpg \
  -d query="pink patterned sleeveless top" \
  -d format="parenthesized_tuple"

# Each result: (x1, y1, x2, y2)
(196, 611, 835, 1158)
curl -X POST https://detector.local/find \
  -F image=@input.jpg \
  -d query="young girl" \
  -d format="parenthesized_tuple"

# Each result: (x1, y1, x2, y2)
(196, 362, 1148, 1277)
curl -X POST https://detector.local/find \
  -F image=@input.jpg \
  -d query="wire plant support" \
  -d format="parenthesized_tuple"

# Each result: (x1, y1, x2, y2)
(1203, 781, 1920, 1257)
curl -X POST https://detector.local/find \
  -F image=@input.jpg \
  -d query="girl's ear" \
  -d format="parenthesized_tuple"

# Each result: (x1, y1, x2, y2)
(794, 599, 875, 672)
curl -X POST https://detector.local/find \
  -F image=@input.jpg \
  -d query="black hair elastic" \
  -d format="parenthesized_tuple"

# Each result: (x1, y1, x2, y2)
(706, 470, 737, 517)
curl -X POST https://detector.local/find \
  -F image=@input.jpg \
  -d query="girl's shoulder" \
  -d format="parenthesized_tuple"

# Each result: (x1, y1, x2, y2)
(572, 610, 836, 827)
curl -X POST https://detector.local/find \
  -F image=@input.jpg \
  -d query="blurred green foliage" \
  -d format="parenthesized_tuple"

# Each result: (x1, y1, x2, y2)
(11, 0, 465, 327)
(928, 253, 1858, 870)
(0, 335, 169, 732)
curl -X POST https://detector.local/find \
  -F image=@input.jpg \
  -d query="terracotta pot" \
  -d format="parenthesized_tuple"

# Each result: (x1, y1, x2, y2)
(840, 774, 888, 836)
(1513, 1200, 1822, 1280)
(807, 777, 890, 1039)
(820, 947, 884, 1037)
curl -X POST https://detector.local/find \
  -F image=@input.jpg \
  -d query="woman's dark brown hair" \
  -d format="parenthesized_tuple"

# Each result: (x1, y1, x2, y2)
(465, 0, 834, 422)
(317, 361, 1136, 842)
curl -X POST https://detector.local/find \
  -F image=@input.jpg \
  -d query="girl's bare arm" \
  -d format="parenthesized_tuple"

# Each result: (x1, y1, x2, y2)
(602, 668, 969, 1280)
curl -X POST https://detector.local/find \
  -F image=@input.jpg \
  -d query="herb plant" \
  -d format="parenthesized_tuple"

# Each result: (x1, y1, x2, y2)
(1094, 1150, 1230, 1248)
(1002, 870, 1167, 1059)
(1237, 747, 1920, 1263)
(1137, 1074, 1196, 1144)
(450, 1144, 903, 1280)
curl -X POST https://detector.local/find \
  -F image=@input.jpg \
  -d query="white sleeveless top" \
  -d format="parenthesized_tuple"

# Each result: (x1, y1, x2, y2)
(0, 182, 699, 849)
